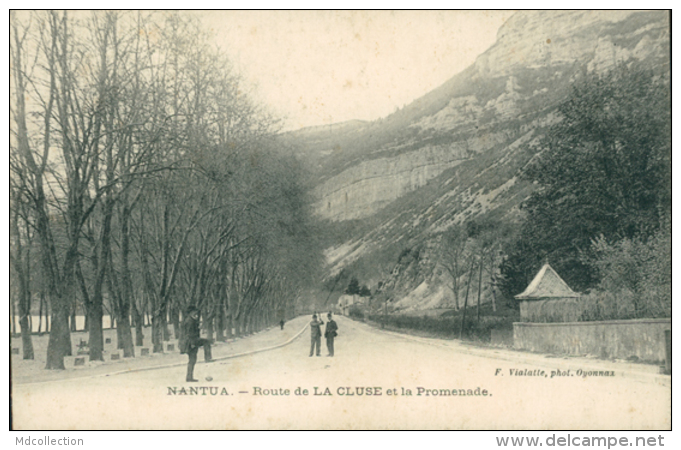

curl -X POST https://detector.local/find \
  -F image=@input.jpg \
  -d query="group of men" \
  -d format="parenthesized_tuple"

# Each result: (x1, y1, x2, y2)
(309, 312, 338, 357)
(179, 308, 340, 382)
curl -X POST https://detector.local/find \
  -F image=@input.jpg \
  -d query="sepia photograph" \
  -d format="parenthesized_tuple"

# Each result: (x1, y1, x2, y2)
(9, 9, 671, 432)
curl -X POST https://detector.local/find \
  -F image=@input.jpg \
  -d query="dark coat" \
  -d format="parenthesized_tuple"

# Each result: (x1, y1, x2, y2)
(180, 315, 201, 354)
(324, 319, 338, 338)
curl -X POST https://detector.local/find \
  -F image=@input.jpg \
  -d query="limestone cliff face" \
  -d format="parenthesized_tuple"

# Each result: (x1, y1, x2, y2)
(308, 10, 669, 224)
(302, 10, 670, 314)
(475, 10, 640, 77)
(312, 144, 465, 221)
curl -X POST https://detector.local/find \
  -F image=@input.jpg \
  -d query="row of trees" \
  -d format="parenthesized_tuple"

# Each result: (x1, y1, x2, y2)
(438, 219, 513, 334)
(343, 218, 511, 335)
(344, 277, 371, 297)
(10, 11, 320, 368)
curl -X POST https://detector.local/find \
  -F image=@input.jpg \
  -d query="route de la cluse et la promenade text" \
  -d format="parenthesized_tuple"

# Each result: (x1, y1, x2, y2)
(166, 366, 618, 397)
(167, 386, 492, 396)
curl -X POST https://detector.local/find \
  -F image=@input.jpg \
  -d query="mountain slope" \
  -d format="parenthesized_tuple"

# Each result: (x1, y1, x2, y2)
(286, 10, 670, 308)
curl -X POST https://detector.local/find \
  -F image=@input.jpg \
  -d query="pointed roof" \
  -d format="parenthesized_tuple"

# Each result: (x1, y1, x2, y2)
(515, 263, 580, 300)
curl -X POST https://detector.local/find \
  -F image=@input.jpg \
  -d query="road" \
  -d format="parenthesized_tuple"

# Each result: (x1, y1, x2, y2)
(12, 316, 670, 430)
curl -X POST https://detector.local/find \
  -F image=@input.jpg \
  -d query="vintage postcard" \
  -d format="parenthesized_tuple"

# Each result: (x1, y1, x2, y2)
(9, 10, 671, 432)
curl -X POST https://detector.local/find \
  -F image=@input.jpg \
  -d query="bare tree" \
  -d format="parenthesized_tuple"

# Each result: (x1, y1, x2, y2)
(438, 225, 468, 310)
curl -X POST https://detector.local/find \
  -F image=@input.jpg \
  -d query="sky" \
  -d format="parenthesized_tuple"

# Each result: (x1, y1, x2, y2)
(197, 11, 513, 131)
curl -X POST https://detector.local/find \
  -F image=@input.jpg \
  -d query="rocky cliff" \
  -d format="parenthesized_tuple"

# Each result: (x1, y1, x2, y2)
(287, 10, 670, 300)
(301, 11, 668, 225)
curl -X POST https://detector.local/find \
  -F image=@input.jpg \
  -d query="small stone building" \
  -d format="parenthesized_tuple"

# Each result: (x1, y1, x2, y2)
(515, 264, 581, 322)
(337, 294, 363, 316)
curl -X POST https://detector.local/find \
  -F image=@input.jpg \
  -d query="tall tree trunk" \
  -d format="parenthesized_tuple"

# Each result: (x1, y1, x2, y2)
(205, 314, 214, 342)
(87, 16, 115, 362)
(70, 304, 77, 332)
(11, 299, 17, 337)
(17, 305, 33, 359)
(170, 306, 180, 339)
(19, 272, 34, 360)
(87, 301, 104, 360)
(43, 293, 50, 334)
(45, 297, 71, 369)
(111, 271, 134, 357)
(117, 315, 134, 357)
(46, 245, 79, 366)
(162, 314, 170, 342)
(133, 301, 144, 346)
(489, 265, 498, 313)
(216, 298, 226, 342)
(13, 11, 70, 369)
(227, 314, 234, 338)
(459, 260, 475, 340)
(88, 266, 106, 361)
(119, 205, 137, 356)
(477, 255, 484, 322)
(38, 295, 44, 335)
(106, 265, 126, 353)
(152, 310, 164, 353)
(453, 259, 460, 310)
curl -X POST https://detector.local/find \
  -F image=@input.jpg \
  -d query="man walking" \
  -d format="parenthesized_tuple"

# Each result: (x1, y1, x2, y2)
(309, 314, 324, 357)
(324, 313, 338, 357)
(180, 306, 213, 382)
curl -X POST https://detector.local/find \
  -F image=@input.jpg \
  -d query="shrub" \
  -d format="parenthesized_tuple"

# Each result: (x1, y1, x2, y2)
(347, 304, 365, 321)
(584, 231, 670, 319)
(365, 313, 511, 342)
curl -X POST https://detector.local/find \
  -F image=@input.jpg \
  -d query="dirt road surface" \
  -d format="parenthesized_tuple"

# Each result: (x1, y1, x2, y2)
(11, 316, 670, 430)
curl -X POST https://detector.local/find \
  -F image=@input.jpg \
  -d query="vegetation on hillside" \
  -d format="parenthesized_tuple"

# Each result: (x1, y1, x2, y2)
(499, 64, 671, 317)
(333, 64, 670, 334)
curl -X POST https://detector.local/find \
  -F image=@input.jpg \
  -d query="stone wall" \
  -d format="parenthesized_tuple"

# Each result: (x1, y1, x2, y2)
(520, 298, 583, 322)
(513, 318, 671, 363)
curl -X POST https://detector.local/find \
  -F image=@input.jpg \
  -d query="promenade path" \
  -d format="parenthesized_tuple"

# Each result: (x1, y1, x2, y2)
(11, 316, 670, 429)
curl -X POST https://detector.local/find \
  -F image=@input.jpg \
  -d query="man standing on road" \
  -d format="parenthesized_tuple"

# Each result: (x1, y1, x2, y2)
(180, 306, 213, 382)
(309, 314, 324, 357)
(324, 313, 338, 357)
